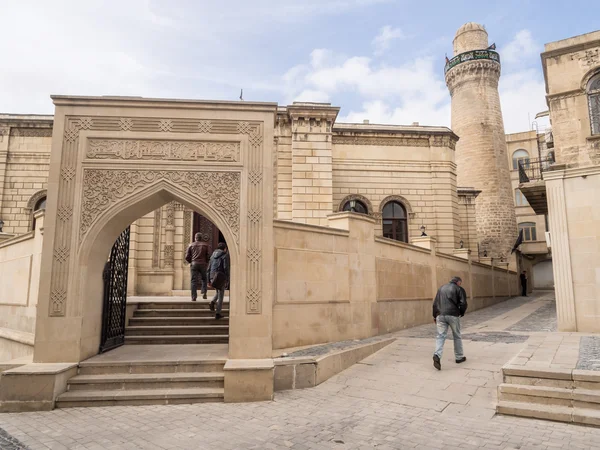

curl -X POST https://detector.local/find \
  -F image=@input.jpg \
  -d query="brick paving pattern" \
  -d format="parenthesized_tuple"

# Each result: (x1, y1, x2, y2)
(577, 336, 600, 371)
(285, 336, 390, 358)
(3, 291, 599, 449)
(506, 298, 557, 333)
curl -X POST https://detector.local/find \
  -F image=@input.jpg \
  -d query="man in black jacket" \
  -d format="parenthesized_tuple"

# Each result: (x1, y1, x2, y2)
(520, 270, 528, 297)
(432, 276, 468, 370)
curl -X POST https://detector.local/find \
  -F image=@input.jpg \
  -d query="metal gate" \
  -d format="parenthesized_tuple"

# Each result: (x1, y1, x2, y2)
(99, 226, 131, 353)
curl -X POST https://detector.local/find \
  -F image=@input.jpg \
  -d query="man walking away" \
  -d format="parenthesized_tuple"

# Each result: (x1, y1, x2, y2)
(207, 242, 230, 320)
(520, 270, 528, 297)
(432, 276, 468, 370)
(185, 233, 209, 302)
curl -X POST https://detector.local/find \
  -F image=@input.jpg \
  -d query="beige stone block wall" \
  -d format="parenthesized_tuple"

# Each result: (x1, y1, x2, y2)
(0, 131, 51, 235)
(0, 212, 44, 361)
(331, 142, 460, 253)
(542, 33, 600, 168)
(273, 213, 519, 350)
(275, 115, 293, 220)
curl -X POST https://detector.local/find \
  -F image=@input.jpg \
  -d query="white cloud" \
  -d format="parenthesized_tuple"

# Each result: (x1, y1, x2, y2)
(499, 69, 548, 133)
(501, 29, 539, 65)
(372, 25, 405, 55)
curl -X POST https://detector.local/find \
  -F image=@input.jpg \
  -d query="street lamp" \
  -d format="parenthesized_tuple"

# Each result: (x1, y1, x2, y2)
(0, 219, 4, 232)
(420, 225, 427, 236)
(459, 240, 464, 249)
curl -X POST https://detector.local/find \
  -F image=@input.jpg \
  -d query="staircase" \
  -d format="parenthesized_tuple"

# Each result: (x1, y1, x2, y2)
(56, 359, 225, 408)
(497, 366, 600, 426)
(125, 301, 229, 345)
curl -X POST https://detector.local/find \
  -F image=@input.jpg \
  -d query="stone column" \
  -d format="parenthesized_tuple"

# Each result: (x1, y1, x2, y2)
(164, 201, 175, 270)
(288, 103, 339, 226)
(445, 23, 517, 258)
(545, 173, 577, 331)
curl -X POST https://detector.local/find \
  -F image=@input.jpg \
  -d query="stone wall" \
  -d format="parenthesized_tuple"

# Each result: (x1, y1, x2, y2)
(0, 116, 53, 235)
(273, 212, 519, 350)
(0, 211, 44, 361)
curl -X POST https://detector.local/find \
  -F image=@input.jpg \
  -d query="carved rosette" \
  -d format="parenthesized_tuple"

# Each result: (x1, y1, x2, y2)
(238, 121, 264, 314)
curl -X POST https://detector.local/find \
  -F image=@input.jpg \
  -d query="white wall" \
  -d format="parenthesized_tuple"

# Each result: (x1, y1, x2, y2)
(533, 259, 554, 289)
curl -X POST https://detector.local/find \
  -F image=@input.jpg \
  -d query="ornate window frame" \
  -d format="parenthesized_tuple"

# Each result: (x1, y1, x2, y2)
(378, 195, 415, 219)
(338, 194, 374, 215)
(586, 71, 600, 136)
(25, 189, 47, 230)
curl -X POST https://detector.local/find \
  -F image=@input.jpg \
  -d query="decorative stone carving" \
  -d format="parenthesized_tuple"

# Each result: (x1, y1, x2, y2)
(182, 210, 192, 267)
(79, 170, 241, 244)
(119, 118, 133, 131)
(338, 194, 374, 215)
(86, 139, 240, 162)
(198, 120, 213, 133)
(445, 60, 501, 94)
(166, 202, 176, 227)
(159, 119, 173, 132)
(11, 128, 53, 137)
(153, 209, 162, 268)
(333, 136, 430, 147)
(164, 244, 174, 267)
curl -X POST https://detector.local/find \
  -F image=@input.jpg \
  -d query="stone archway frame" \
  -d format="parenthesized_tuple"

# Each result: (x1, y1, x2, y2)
(34, 98, 276, 363)
(25, 189, 47, 230)
(337, 194, 374, 215)
(378, 195, 416, 220)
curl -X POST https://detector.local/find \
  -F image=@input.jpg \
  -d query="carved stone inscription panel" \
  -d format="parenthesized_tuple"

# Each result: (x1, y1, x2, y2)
(87, 139, 240, 162)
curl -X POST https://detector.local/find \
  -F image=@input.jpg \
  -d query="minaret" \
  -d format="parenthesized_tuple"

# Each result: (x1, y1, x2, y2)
(445, 23, 517, 259)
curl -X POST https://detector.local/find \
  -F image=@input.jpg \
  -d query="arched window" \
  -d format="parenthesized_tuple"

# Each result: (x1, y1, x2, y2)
(382, 201, 408, 242)
(342, 199, 368, 214)
(519, 222, 537, 241)
(34, 197, 46, 211)
(31, 196, 47, 230)
(588, 73, 600, 135)
(515, 189, 529, 207)
(512, 149, 530, 170)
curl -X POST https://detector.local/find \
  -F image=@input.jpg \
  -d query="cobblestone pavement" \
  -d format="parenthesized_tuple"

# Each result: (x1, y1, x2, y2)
(4, 291, 600, 450)
(577, 336, 600, 371)
(0, 426, 28, 450)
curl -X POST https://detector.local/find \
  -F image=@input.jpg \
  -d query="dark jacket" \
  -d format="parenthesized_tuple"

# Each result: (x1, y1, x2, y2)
(185, 241, 209, 265)
(520, 273, 527, 286)
(433, 281, 468, 318)
(207, 249, 230, 279)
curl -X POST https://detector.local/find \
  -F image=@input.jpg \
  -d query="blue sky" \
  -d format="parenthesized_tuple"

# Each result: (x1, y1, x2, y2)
(2, 0, 599, 133)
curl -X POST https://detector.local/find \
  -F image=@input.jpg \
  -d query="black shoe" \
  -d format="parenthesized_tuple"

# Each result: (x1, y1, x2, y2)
(191, 297, 197, 302)
(433, 354, 441, 371)
(456, 357, 467, 364)
(209, 301, 215, 312)
(215, 313, 223, 320)
(203, 293, 207, 300)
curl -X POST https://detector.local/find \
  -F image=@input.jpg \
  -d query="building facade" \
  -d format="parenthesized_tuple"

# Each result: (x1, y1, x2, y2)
(519, 30, 600, 332)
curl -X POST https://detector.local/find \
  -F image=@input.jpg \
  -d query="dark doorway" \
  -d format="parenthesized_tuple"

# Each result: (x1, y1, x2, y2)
(192, 212, 226, 253)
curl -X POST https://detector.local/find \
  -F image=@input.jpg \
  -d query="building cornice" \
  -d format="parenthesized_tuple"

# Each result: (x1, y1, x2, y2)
(543, 164, 600, 181)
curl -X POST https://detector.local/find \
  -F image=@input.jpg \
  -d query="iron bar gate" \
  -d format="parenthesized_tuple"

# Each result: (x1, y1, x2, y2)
(99, 226, 131, 353)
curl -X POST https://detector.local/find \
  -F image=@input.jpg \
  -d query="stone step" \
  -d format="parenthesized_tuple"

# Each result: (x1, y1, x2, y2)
(124, 335, 229, 345)
(133, 309, 229, 317)
(78, 360, 226, 375)
(55, 387, 224, 408)
(497, 400, 600, 426)
(498, 384, 573, 408)
(503, 374, 575, 390)
(128, 317, 229, 326)
(125, 325, 229, 336)
(67, 372, 224, 391)
(136, 302, 230, 310)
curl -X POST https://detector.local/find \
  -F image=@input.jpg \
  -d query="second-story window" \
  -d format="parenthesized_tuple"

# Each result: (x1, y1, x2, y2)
(515, 189, 529, 207)
(512, 149, 530, 170)
(588, 73, 600, 135)
(519, 222, 537, 241)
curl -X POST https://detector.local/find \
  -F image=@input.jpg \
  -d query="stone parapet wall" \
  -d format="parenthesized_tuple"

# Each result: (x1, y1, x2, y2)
(0, 211, 44, 361)
(273, 213, 518, 350)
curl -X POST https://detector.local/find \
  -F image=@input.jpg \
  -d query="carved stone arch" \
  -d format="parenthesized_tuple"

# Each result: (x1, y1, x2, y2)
(379, 195, 415, 219)
(338, 194, 374, 215)
(580, 67, 600, 92)
(71, 179, 242, 360)
(25, 189, 47, 230)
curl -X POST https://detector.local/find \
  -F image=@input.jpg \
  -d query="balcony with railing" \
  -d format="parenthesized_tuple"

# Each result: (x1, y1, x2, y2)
(517, 155, 555, 215)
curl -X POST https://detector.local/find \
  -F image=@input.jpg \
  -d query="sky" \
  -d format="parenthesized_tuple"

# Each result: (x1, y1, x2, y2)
(2, 0, 599, 133)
